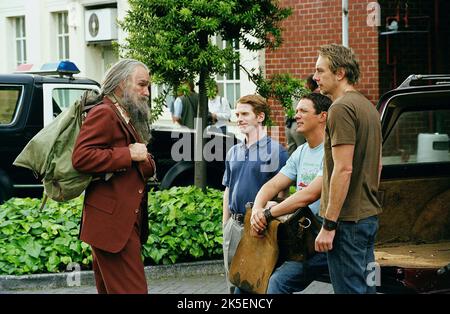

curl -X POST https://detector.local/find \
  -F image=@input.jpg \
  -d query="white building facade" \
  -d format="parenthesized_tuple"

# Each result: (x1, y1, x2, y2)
(0, 0, 259, 118)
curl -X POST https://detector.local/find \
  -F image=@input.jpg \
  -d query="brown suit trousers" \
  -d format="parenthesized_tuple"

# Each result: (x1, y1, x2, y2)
(91, 210, 147, 294)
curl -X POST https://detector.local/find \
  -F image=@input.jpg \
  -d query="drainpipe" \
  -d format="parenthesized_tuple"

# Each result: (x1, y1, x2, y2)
(342, 0, 349, 47)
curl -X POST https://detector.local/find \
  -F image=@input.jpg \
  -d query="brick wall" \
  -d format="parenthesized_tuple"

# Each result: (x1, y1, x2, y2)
(265, 0, 379, 146)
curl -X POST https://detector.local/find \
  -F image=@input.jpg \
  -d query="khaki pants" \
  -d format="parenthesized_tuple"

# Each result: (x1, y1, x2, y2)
(222, 217, 244, 294)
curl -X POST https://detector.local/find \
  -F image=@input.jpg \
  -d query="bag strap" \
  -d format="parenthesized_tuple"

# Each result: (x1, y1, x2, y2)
(39, 194, 48, 210)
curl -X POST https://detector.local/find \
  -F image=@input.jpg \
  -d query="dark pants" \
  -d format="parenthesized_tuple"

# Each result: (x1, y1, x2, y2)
(91, 218, 147, 294)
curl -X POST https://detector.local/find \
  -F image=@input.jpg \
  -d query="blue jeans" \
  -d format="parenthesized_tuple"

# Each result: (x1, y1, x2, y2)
(267, 253, 328, 294)
(327, 215, 379, 294)
(234, 253, 328, 294)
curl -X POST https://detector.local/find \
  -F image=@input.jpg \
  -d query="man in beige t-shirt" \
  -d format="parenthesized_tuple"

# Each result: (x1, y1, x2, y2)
(313, 44, 382, 294)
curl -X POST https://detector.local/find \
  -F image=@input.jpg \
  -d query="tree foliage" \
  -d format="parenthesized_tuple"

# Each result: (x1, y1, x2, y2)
(250, 72, 310, 123)
(120, 0, 292, 189)
(120, 0, 292, 119)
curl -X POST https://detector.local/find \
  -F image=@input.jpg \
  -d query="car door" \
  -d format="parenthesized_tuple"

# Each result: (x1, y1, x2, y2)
(42, 83, 100, 126)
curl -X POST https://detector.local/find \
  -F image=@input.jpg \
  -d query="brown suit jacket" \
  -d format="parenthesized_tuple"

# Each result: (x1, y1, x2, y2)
(72, 96, 155, 253)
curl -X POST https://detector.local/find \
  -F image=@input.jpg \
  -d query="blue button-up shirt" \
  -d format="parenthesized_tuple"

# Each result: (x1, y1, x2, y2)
(223, 136, 288, 214)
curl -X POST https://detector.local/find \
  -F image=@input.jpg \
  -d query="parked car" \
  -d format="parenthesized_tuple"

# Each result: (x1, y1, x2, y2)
(0, 62, 100, 202)
(316, 74, 450, 293)
(0, 61, 235, 203)
(148, 124, 237, 190)
(374, 74, 450, 293)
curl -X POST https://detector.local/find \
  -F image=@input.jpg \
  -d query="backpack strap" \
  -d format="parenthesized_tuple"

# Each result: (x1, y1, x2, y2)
(82, 103, 100, 113)
(39, 194, 48, 210)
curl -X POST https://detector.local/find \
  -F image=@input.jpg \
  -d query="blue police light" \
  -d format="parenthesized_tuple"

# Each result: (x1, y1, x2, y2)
(40, 61, 80, 77)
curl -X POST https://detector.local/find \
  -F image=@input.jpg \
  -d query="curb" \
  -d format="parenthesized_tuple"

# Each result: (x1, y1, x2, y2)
(0, 259, 224, 291)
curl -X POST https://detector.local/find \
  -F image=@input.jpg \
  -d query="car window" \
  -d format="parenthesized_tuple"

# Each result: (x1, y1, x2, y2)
(383, 109, 450, 165)
(0, 85, 22, 125)
(52, 88, 88, 115)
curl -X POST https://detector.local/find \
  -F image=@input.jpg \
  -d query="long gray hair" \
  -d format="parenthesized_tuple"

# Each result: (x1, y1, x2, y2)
(101, 59, 149, 95)
(85, 59, 149, 106)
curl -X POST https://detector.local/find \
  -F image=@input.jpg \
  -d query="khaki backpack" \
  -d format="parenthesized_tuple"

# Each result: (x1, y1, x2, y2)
(13, 90, 100, 202)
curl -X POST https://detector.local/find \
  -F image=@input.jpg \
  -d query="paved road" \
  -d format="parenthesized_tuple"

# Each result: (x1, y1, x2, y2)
(3, 273, 333, 294)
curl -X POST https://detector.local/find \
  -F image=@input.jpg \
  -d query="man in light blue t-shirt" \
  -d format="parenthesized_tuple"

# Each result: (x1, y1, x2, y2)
(251, 93, 332, 294)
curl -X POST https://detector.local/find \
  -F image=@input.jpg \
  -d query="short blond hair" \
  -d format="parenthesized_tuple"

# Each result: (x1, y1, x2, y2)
(319, 44, 360, 84)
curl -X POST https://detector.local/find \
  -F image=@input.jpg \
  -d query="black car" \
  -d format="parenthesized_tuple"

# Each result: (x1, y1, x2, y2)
(0, 62, 100, 202)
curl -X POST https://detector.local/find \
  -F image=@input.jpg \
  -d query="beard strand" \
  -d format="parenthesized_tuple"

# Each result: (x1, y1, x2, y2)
(121, 89, 151, 144)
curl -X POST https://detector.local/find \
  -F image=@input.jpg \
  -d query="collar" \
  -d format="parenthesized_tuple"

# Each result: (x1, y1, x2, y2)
(240, 135, 269, 150)
(106, 94, 130, 124)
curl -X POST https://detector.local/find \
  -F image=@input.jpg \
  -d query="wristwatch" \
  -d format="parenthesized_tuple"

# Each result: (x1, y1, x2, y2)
(263, 207, 274, 223)
(322, 218, 338, 231)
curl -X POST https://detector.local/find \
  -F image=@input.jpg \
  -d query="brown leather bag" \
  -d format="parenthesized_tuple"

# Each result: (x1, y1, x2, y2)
(229, 203, 320, 294)
(229, 206, 281, 294)
(277, 206, 321, 263)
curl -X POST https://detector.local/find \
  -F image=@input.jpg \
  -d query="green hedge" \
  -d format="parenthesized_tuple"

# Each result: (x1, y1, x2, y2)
(0, 186, 223, 275)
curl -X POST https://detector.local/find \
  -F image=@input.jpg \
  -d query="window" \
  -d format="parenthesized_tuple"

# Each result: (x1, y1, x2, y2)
(0, 86, 23, 125)
(52, 88, 87, 116)
(57, 12, 69, 60)
(14, 16, 27, 66)
(382, 109, 450, 165)
(215, 35, 240, 109)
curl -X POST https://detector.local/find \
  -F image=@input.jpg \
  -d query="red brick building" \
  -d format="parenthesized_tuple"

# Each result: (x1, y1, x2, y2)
(265, 0, 450, 145)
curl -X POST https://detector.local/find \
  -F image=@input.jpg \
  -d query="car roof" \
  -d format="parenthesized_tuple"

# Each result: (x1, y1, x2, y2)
(377, 74, 450, 110)
(0, 73, 99, 85)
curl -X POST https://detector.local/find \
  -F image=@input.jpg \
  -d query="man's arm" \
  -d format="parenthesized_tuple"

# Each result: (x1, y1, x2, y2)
(271, 175, 322, 217)
(172, 97, 183, 124)
(324, 144, 354, 221)
(252, 172, 292, 214)
(73, 106, 132, 174)
(315, 144, 354, 252)
(252, 175, 322, 233)
(223, 187, 230, 226)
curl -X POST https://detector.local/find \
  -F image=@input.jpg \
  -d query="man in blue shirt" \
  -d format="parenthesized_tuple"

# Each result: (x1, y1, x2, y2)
(251, 93, 332, 293)
(222, 94, 288, 294)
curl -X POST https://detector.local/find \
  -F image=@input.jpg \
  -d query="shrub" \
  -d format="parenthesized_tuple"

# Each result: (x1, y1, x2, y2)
(0, 186, 224, 275)
(0, 197, 91, 275)
(143, 186, 223, 265)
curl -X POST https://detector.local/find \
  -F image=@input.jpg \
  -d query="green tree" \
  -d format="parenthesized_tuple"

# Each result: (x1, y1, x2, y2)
(120, 0, 292, 190)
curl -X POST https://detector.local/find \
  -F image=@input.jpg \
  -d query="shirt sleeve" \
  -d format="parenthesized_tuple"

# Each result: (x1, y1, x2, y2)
(215, 97, 231, 121)
(173, 97, 183, 118)
(328, 102, 357, 146)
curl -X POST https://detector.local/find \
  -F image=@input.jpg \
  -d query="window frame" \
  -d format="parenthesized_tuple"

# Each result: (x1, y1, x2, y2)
(56, 11, 70, 60)
(214, 36, 240, 110)
(0, 84, 25, 127)
(14, 16, 27, 66)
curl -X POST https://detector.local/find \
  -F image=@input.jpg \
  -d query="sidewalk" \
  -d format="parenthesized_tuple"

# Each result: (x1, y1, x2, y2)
(0, 259, 333, 294)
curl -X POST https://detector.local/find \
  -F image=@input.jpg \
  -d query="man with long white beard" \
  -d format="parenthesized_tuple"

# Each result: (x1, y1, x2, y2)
(73, 59, 155, 294)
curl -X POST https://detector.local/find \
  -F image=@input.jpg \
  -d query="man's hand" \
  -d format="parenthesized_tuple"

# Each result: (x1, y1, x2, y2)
(250, 201, 278, 237)
(129, 143, 148, 161)
(250, 208, 266, 237)
(315, 228, 336, 252)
